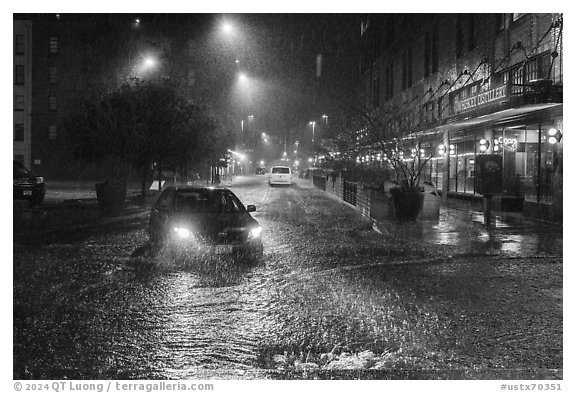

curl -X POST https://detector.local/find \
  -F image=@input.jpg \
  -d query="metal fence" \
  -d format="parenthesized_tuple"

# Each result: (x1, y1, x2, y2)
(343, 181, 357, 206)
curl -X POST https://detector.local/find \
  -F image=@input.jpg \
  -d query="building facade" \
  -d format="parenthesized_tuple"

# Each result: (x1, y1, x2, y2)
(13, 20, 33, 168)
(13, 14, 128, 176)
(358, 13, 563, 221)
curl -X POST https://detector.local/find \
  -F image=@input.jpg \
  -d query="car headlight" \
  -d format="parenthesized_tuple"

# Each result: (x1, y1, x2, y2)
(173, 227, 192, 239)
(36, 177, 44, 184)
(248, 226, 262, 240)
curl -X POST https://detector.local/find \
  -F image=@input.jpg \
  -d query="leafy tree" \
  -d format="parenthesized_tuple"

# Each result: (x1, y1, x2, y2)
(64, 80, 231, 194)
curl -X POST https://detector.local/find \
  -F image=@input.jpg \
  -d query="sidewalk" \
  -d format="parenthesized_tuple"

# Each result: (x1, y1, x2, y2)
(297, 176, 563, 258)
(372, 196, 563, 258)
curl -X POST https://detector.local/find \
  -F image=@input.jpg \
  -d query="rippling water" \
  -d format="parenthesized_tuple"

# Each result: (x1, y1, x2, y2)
(13, 177, 563, 380)
(95, 252, 279, 379)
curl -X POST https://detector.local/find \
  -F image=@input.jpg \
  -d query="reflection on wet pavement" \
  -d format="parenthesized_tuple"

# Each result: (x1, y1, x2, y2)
(376, 201, 562, 258)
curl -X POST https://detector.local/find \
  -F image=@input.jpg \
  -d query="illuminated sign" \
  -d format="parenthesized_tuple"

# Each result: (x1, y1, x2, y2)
(454, 85, 508, 114)
(493, 137, 517, 152)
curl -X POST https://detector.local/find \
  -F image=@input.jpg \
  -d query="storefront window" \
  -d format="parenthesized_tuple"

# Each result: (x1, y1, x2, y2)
(509, 121, 562, 203)
(445, 138, 477, 194)
(455, 139, 476, 193)
(422, 156, 443, 191)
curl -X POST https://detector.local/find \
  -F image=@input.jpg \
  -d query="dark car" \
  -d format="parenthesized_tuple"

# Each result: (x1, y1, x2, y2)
(13, 160, 45, 207)
(255, 166, 266, 175)
(149, 186, 263, 261)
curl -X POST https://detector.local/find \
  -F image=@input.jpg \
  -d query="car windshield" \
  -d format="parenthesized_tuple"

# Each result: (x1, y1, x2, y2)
(174, 190, 245, 213)
(174, 191, 223, 213)
(272, 167, 290, 174)
(14, 162, 30, 177)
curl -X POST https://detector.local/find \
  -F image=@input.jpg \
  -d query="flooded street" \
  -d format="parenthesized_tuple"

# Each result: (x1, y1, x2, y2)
(13, 176, 562, 379)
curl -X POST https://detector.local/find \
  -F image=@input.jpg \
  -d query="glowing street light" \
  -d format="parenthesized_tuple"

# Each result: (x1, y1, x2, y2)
(221, 21, 234, 35)
(143, 57, 156, 69)
(309, 121, 316, 142)
(322, 115, 329, 125)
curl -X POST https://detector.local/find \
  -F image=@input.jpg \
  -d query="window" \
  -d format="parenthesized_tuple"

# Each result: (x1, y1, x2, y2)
(14, 124, 24, 141)
(402, 49, 412, 90)
(372, 68, 380, 107)
(438, 96, 444, 119)
(513, 13, 526, 22)
(457, 15, 477, 57)
(386, 15, 395, 46)
(408, 50, 412, 88)
(360, 16, 369, 36)
(495, 14, 507, 33)
(385, 63, 394, 101)
(424, 31, 431, 78)
(511, 66, 524, 95)
(15, 34, 25, 54)
(431, 26, 439, 73)
(49, 95, 57, 111)
(424, 26, 439, 77)
(271, 167, 290, 174)
(15, 65, 25, 85)
(456, 15, 464, 58)
(49, 125, 57, 140)
(468, 15, 477, 51)
(14, 95, 24, 111)
(49, 37, 58, 53)
(49, 67, 57, 84)
(525, 59, 538, 82)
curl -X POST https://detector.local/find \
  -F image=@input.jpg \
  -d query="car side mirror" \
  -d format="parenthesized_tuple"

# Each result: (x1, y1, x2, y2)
(246, 205, 256, 212)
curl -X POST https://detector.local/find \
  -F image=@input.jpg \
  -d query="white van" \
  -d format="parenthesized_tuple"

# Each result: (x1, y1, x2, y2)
(268, 165, 292, 186)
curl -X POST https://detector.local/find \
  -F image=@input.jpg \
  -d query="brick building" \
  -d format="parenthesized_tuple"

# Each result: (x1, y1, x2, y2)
(358, 13, 563, 221)
(13, 14, 128, 176)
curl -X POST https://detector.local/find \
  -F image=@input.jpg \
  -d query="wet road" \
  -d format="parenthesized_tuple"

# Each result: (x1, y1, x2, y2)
(13, 175, 562, 379)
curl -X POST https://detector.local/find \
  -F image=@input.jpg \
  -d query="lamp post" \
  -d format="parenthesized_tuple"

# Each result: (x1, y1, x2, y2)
(322, 114, 328, 125)
(309, 121, 316, 142)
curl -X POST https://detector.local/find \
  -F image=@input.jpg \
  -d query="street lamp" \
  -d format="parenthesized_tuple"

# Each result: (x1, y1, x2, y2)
(322, 115, 328, 125)
(143, 57, 156, 69)
(309, 121, 316, 142)
(221, 21, 234, 35)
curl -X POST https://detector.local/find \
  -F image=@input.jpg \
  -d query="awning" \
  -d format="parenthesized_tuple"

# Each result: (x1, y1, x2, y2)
(418, 103, 563, 139)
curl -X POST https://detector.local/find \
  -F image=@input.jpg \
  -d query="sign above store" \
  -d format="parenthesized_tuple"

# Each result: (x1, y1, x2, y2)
(452, 83, 508, 115)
